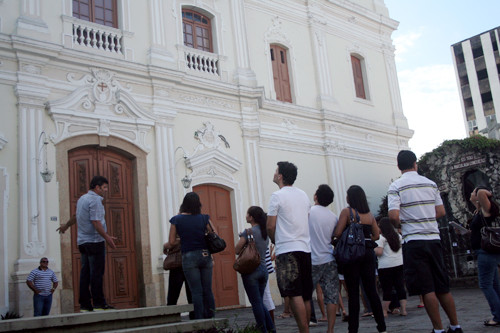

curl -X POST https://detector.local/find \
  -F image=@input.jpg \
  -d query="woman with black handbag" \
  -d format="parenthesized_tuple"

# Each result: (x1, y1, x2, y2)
(234, 206, 276, 333)
(468, 186, 500, 327)
(167, 192, 216, 319)
(333, 185, 386, 333)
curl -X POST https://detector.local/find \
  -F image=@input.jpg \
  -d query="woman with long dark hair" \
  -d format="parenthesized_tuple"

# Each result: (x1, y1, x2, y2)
(468, 186, 500, 327)
(167, 192, 216, 319)
(375, 217, 407, 316)
(333, 185, 386, 333)
(235, 206, 275, 333)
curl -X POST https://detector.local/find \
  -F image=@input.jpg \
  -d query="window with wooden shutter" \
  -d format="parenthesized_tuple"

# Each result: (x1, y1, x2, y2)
(73, 0, 118, 28)
(182, 9, 212, 52)
(351, 55, 366, 99)
(270, 44, 292, 103)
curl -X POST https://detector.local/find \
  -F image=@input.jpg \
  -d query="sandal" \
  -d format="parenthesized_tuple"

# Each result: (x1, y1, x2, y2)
(361, 312, 373, 317)
(484, 320, 500, 326)
(277, 312, 292, 319)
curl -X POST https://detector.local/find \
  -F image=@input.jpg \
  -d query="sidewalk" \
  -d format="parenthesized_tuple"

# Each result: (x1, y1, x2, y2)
(217, 287, 493, 333)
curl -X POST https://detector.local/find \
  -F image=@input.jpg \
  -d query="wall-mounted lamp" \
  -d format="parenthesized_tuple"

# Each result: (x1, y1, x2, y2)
(38, 131, 53, 183)
(175, 146, 192, 189)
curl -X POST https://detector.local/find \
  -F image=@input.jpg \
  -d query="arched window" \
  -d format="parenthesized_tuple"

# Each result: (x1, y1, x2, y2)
(73, 0, 118, 28)
(270, 44, 292, 103)
(182, 9, 212, 52)
(351, 54, 368, 99)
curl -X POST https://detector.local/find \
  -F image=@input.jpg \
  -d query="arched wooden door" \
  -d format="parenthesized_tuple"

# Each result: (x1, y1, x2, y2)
(68, 146, 139, 311)
(193, 185, 239, 307)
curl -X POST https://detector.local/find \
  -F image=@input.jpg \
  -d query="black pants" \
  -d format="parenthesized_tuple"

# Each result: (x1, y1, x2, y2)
(167, 266, 194, 318)
(343, 248, 386, 333)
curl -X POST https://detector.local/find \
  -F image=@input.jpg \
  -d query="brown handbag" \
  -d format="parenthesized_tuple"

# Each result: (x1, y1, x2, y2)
(163, 243, 182, 270)
(233, 228, 261, 274)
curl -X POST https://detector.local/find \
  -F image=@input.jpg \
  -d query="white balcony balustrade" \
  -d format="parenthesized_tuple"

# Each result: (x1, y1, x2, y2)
(72, 21, 123, 54)
(183, 48, 221, 77)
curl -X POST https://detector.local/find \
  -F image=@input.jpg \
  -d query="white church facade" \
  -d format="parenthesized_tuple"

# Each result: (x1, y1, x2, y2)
(0, 0, 412, 316)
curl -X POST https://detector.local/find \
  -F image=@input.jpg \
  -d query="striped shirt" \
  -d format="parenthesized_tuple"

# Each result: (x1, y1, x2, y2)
(27, 268, 58, 296)
(76, 190, 106, 245)
(265, 249, 275, 274)
(388, 171, 443, 242)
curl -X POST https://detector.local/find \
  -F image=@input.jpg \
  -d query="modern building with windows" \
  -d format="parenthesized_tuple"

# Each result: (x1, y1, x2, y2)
(452, 26, 500, 138)
(0, 0, 412, 316)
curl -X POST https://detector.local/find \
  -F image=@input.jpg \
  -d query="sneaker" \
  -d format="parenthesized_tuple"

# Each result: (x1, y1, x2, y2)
(94, 304, 115, 311)
(446, 328, 463, 333)
(79, 306, 93, 313)
(309, 321, 318, 327)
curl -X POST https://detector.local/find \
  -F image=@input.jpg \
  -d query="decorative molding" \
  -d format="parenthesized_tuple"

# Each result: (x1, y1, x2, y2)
(194, 121, 231, 150)
(0, 133, 7, 150)
(45, 68, 155, 152)
(187, 148, 242, 183)
(264, 16, 292, 52)
(171, 90, 236, 110)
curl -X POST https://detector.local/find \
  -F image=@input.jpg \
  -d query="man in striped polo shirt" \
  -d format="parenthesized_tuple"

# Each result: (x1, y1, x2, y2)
(388, 150, 462, 333)
(26, 257, 58, 316)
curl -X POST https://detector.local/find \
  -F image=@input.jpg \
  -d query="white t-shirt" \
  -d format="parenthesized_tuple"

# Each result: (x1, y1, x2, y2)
(308, 205, 338, 265)
(375, 234, 403, 269)
(268, 186, 311, 255)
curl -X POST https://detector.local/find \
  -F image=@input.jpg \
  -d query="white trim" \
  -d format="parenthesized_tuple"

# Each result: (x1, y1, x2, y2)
(0, 167, 9, 313)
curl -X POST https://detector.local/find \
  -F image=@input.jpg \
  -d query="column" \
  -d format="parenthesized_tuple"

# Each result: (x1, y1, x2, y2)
(230, 0, 257, 86)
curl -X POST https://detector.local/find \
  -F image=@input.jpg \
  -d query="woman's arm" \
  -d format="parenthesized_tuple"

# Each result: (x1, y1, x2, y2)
(477, 189, 493, 217)
(235, 236, 247, 255)
(374, 246, 383, 256)
(167, 224, 179, 249)
(371, 215, 380, 240)
(333, 208, 349, 238)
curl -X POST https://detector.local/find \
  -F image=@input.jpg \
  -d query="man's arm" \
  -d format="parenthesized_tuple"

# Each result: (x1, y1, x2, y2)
(57, 215, 76, 234)
(26, 280, 38, 294)
(388, 209, 401, 228)
(267, 215, 277, 244)
(91, 220, 117, 249)
(51, 281, 58, 293)
(435, 205, 446, 219)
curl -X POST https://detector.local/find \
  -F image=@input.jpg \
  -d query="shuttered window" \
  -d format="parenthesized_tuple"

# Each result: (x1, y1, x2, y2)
(73, 0, 118, 28)
(182, 9, 212, 52)
(351, 55, 366, 99)
(270, 44, 292, 103)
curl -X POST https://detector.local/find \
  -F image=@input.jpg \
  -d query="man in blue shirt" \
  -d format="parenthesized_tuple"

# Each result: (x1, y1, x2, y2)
(76, 175, 116, 312)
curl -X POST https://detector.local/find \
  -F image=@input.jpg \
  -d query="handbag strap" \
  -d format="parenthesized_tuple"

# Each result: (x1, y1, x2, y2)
(349, 208, 360, 224)
(246, 228, 255, 242)
(205, 215, 215, 232)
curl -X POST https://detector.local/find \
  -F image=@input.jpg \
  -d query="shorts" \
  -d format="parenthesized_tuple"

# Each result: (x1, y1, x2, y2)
(403, 240, 450, 296)
(312, 261, 339, 304)
(275, 251, 313, 300)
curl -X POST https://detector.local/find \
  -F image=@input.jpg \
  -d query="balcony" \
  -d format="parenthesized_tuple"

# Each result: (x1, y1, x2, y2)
(63, 16, 125, 56)
(179, 45, 225, 79)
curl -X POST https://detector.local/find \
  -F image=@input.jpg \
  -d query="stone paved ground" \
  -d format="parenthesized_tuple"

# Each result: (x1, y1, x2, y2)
(214, 288, 494, 333)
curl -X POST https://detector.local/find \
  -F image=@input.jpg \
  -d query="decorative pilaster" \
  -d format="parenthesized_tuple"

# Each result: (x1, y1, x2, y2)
(230, 0, 257, 86)
(307, 3, 339, 111)
(324, 142, 347, 215)
(241, 104, 264, 206)
(155, 121, 179, 244)
(148, 0, 175, 66)
(0, 167, 9, 315)
(15, 0, 49, 37)
(382, 45, 409, 129)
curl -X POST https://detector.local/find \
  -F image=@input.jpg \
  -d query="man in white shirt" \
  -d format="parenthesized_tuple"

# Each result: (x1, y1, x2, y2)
(267, 161, 312, 333)
(388, 150, 462, 333)
(309, 184, 339, 333)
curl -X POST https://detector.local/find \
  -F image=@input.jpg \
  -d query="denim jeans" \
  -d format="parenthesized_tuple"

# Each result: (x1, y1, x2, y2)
(241, 264, 275, 333)
(79, 241, 106, 309)
(33, 294, 52, 316)
(476, 249, 500, 322)
(182, 249, 215, 319)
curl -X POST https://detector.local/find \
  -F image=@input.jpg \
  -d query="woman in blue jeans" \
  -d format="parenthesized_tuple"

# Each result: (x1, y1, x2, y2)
(168, 192, 216, 319)
(235, 206, 276, 333)
(468, 186, 500, 327)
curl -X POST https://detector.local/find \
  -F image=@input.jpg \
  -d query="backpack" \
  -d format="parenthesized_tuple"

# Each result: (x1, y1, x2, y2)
(334, 208, 365, 265)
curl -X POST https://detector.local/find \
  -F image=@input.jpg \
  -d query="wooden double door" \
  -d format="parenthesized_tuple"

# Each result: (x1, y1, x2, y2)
(194, 185, 239, 307)
(69, 146, 139, 311)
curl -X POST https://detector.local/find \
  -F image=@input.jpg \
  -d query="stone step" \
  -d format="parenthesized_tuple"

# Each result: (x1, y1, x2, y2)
(0, 304, 227, 333)
(103, 318, 228, 333)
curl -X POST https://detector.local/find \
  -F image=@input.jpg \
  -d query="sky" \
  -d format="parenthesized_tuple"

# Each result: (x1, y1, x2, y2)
(384, 0, 500, 157)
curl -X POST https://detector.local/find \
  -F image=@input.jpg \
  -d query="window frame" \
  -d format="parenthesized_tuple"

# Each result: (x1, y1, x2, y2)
(182, 8, 213, 53)
(72, 0, 118, 28)
(351, 54, 368, 100)
(269, 44, 292, 103)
